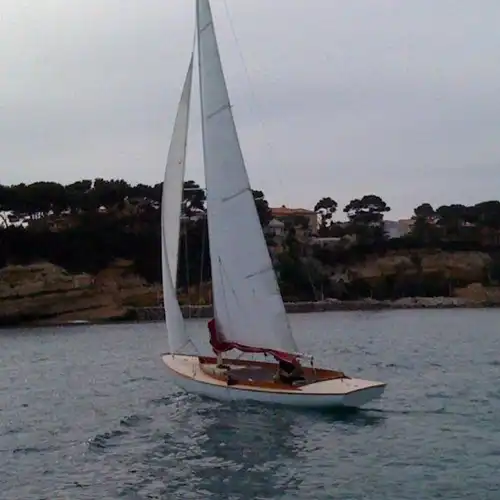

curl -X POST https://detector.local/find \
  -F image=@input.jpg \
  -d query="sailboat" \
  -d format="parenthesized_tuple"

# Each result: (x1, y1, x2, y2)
(161, 0, 386, 409)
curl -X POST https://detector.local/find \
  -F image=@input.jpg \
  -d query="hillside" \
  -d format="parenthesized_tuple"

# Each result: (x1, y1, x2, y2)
(3, 178, 500, 325)
(2, 250, 500, 326)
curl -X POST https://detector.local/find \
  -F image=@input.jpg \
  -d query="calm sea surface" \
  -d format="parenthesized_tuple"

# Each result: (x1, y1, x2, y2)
(1, 309, 499, 499)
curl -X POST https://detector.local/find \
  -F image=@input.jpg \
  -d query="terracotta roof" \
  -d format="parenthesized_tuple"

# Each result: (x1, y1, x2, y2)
(270, 205, 315, 216)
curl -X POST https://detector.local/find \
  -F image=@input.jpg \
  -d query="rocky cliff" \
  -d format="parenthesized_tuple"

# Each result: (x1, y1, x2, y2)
(0, 259, 160, 326)
(0, 250, 498, 326)
(331, 250, 491, 284)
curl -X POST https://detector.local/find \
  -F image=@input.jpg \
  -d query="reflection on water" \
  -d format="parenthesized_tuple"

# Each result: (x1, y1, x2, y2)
(315, 406, 386, 427)
(115, 394, 386, 499)
(138, 396, 307, 498)
(196, 403, 306, 497)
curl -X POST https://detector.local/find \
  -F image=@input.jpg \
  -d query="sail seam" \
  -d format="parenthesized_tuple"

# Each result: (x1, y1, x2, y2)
(221, 186, 250, 203)
(244, 264, 273, 280)
(207, 103, 231, 120)
(200, 21, 213, 34)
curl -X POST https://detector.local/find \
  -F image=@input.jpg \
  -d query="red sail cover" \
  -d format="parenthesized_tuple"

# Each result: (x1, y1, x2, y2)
(208, 318, 298, 364)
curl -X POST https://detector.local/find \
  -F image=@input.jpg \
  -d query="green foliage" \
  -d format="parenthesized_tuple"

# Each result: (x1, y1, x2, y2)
(343, 194, 391, 225)
(414, 203, 434, 219)
(3, 179, 500, 302)
(409, 200, 500, 245)
(182, 180, 205, 216)
(342, 194, 390, 243)
(275, 252, 320, 301)
(410, 203, 439, 245)
(0, 179, 274, 290)
(252, 190, 272, 227)
(314, 197, 337, 229)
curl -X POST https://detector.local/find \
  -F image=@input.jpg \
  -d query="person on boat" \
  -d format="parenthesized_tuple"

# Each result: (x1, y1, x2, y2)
(274, 358, 306, 385)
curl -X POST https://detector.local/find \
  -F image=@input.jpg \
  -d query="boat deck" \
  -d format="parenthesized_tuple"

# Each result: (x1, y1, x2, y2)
(198, 356, 348, 391)
(163, 354, 386, 400)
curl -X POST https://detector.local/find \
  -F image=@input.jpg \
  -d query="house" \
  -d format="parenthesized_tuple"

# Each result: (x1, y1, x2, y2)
(270, 205, 318, 236)
(265, 218, 285, 238)
(383, 219, 413, 239)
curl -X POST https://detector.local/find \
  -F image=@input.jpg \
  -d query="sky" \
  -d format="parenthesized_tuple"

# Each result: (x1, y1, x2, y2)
(2, 0, 500, 218)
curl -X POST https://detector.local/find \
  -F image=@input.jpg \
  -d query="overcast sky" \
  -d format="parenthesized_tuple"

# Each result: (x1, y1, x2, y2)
(2, 0, 500, 218)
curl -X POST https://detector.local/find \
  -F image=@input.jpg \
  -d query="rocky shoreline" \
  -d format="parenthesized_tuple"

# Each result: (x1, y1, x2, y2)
(130, 295, 499, 322)
(2, 258, 500, 328)
(6, 296, 500, 329)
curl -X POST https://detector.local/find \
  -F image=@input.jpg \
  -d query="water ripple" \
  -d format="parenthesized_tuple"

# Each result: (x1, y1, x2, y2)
(1, 309, 499, 499)
(88, 429, 128, 451)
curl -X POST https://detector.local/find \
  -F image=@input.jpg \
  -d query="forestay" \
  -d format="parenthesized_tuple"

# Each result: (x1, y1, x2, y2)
(196, 0, 298, 354)
(161, 56, 194, 354)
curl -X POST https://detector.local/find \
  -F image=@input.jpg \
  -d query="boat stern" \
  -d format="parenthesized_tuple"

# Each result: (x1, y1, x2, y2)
(300, 376, 386, 408)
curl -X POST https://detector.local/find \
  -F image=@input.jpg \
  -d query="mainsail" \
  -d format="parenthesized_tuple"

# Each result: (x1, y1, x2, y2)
(196, 0, 298, 355)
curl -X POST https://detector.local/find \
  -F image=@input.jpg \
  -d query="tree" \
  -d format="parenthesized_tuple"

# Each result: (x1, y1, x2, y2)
(471, 201, 500, 229)
(414, 203, 435, 219)
(0, 185, 9, 213)
(6, 175, 500, 301)
(435, 204, 468, 240)
(182, 180, 206, 216)
(128, 182, 154, 200)
(343, 194, 390, 242)
(30, 181, 69, 216)
(66, 180, 92, 212)
(0, 177, 210, 284)
(5, 183, 38, 220)
(314, 197, 338, 230)
(344, 194, 390, 224)
(411, 203, 437, 244)
(0, 182, 67, 222)
(252, 190, 272, 227)
(91, 178, 131, 210)
(275, 252, 316, 300)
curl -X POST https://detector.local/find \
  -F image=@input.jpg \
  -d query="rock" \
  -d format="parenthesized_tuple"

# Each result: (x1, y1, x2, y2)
(0, 260, 160, 326)
(2, 250, 499, 326)
(454, 282, 500, 304)
(337, 250, 491, 284)
(0, 262, 93, 300)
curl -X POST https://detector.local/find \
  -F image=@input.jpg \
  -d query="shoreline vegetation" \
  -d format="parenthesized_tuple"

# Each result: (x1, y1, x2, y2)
(2, 178, 500, 327)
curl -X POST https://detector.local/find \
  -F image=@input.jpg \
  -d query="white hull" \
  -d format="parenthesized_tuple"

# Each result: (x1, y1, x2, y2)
(162, 354, 385, 409)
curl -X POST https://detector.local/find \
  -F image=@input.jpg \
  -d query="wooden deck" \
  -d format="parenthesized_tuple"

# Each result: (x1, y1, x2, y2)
(198, 356, 348, 391)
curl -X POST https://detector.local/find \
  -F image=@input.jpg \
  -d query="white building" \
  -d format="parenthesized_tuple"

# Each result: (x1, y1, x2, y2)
(265, 218, 285, 238)
(383, 219, 413, 239)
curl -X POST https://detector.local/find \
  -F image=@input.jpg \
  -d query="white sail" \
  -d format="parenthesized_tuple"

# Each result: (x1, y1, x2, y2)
(196, 0, 298, 354)
(161, 55, 194, 353)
